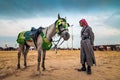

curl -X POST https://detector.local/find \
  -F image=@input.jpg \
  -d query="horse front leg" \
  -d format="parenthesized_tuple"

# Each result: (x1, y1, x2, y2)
(37, 49, 42, 71)
(42, 49, 46, 71)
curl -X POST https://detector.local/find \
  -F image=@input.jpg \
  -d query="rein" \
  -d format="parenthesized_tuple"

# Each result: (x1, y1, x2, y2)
(51, 18, 68, 53)
(52, 37, 65, 54)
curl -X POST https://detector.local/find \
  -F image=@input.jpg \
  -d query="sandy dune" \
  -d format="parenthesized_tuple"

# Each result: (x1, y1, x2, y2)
(0, 50, 120, 80)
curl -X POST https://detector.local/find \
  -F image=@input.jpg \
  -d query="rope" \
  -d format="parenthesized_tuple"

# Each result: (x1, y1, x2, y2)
(52, 37, 64, 54)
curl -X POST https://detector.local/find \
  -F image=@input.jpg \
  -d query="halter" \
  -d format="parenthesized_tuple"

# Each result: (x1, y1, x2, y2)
(51, 18, 69, 53)
(55, 18, 69, 35)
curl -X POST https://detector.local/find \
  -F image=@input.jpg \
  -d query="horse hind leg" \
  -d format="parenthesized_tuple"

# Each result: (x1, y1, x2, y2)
(17, 44, 23, 69)
(23, 45, 30, 68)
(17, 51, 21, 69)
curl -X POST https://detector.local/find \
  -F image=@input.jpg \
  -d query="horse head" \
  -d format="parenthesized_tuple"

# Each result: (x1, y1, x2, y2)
(55, 14, 70, 40)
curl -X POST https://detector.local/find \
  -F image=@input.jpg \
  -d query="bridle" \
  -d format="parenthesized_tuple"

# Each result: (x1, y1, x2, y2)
(52, 18, 69, 53)
(44, 18, 69, 53)
(55, 18, 69, 35)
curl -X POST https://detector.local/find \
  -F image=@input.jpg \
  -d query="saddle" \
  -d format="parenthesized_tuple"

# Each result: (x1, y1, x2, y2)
(17, 27, 44, 48)
(29, 27, 52, 50)
(17, 27, 52, 50)
(29, 27, 45, 48)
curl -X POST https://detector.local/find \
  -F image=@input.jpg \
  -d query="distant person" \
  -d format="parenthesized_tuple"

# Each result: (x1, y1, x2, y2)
(77, 19, 96, 74)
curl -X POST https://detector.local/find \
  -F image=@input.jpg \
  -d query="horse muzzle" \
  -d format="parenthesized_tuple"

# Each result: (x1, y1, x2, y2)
(61, 31, 70, 41)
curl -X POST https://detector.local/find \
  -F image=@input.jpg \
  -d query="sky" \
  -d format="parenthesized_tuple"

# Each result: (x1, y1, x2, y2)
(0, 0, 120, 48)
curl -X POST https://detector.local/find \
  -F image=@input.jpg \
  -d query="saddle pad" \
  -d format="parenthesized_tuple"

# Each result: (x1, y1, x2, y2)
(17, 31, 33, 44)
(17, 28, 52, 50)
(17, 31, 27, 44)
(24, 31, 33, 41)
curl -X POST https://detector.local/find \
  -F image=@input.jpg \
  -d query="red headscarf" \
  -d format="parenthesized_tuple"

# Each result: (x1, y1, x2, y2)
(79, 19, 89, 27)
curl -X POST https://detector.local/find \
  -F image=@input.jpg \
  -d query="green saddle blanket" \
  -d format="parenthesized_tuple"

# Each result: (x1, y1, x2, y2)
(17, 30, 52, 50)
(16, 31, 32, 44)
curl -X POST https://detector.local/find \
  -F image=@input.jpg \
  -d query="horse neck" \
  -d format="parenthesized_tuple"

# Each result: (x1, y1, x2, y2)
(43, 23, 56, 40)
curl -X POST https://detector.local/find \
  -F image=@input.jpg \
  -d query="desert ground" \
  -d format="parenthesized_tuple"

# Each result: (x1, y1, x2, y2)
(0, 50, 120, 80)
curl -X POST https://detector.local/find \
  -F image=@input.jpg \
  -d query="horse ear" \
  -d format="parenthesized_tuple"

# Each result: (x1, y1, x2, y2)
(67, 23, 70, 27)
(65, 17, 66, 20)
(58, 14, 61, 19)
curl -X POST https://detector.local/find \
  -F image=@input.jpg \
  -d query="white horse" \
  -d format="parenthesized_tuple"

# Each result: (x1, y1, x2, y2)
(17, 14, 70, 72)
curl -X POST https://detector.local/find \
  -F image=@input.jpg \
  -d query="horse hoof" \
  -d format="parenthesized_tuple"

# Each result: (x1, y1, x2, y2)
(17, 67, 20, 69)
(17, 64, 20, 69)
(36, 70, 41, 76)
(24, 66, 27, 69)
(42, 68, 46, 71)
(37, 68, 39, 71)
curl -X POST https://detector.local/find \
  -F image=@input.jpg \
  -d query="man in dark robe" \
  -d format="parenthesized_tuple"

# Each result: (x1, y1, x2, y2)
(77, 19, 96, 74)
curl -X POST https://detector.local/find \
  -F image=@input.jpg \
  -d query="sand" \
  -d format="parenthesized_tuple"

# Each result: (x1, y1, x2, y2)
(0, 50, 120, 80)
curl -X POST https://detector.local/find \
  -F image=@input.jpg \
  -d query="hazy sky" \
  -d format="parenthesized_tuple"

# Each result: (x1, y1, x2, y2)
(0, 0, 120, 48)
